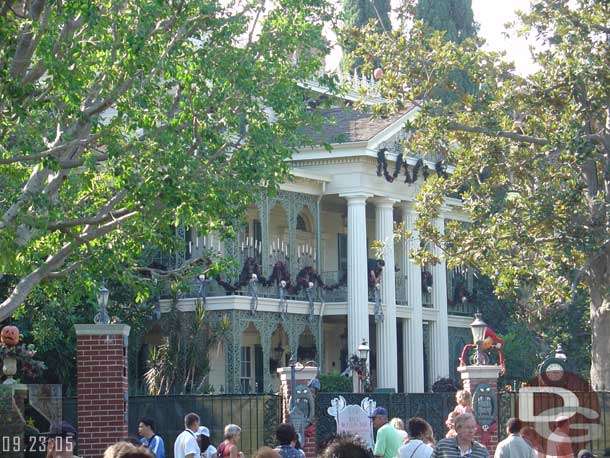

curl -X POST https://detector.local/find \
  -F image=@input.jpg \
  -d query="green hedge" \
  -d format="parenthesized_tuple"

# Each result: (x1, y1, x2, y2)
(318, 371, 352, 392)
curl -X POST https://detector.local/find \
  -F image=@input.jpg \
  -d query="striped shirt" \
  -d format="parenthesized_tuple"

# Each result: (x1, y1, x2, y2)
(432, 437, 489, 458)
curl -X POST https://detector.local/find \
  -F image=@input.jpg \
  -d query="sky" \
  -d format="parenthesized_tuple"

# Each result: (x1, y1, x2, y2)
(471, 0, 536, 74)
(326, 0, 538, 75)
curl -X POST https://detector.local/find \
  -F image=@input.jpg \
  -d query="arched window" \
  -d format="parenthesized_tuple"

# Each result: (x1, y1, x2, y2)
(297, 214, 308, 232)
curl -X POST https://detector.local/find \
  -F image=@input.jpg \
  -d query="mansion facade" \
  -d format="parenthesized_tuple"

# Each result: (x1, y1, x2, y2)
(136, 101, 476, 394)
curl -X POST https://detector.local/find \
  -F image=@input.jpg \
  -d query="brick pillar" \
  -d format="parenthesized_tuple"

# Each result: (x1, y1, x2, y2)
(277, 366, 318, 458)
(75, 324, 130, 458)
(458, 365, 502, 456)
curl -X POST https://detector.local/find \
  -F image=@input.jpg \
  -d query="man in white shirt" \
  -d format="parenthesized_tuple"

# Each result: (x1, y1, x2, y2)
(174, 412, 201, 458)
(494, 418, 537, 458)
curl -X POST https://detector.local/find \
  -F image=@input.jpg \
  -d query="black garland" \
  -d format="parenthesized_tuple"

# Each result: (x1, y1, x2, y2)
(435, 160, 449, 179)
(216, 256, 266, 294)
(376, 148, 394, 182)
(410, 158, 423, 183)
(422, 164, 430, 180)
(392, 152, 404, 180)
(265, 261, 291, 288)
(375, 148, 448, 184)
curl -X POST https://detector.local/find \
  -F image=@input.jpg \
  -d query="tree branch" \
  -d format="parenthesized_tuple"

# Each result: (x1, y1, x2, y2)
(46, 208, 132, 231)
(59, 152, 108, 169)
(0, 241, 76, 322)
(8, 0, 46, 79)
(446, 122, 549, 145)
(0, 208, 139, 321)
(0, 134, 101, 165)
(46, 257, 90, 279)
(135, 255, 210, 277)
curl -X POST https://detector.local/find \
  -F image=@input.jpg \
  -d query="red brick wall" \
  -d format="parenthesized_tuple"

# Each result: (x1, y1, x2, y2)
(75, 326, 129, 458)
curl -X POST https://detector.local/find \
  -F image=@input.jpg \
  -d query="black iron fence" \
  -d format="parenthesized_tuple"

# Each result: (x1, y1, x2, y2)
(63, 394, 280, 458)
(315, 392, 456, 446)
(59, 390, 610, 457)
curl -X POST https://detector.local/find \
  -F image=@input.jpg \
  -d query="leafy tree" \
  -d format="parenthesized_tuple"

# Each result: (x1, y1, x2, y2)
(144, 297, 219, 395)
(499, 322, 544, 386)
(2, 269, 157, 390)
(356, 0, 610, 388)
(415, 0, 477, 43)
(415, 0, 478, 100)
(0, 0, 334, 322)
(340, 0, 391, 73)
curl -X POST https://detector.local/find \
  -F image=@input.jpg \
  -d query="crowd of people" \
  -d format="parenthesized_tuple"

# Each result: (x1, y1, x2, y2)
(43, 390, 593, 458)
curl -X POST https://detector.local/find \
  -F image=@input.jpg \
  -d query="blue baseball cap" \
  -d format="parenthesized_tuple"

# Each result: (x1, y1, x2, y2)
(369, 407, 388, 418)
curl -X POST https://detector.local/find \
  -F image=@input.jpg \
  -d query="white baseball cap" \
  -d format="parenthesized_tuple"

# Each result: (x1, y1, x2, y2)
(196, 426, 210, 437)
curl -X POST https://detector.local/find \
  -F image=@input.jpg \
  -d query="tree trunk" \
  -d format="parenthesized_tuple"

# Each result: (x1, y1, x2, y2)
(589, 247, 610, 390)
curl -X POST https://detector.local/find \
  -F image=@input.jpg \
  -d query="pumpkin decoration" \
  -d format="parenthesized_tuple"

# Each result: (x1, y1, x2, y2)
(1, 325, 20, 346)
(373, 67, 384, 80)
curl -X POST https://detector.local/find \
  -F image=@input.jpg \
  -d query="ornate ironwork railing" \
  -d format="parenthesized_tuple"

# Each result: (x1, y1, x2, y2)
(447, 301, 477, 316)
(161, 272, 349, 303)
(159, 268, 476, 316)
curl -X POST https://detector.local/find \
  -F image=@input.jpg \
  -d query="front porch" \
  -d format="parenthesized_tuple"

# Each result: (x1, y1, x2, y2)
(157, 297, 474, 393)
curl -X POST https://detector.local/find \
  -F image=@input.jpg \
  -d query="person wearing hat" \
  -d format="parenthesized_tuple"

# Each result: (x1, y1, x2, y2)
(45, 421, 79, 458)
(370, 407, 403, 458)
(196, 426, 217, 458)
(138, 417, 165, 458)
(577, 450, 596, 458)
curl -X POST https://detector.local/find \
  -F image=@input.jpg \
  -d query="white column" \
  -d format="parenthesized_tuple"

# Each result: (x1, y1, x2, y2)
(342, 193, 371, 392)
(430, 216, 450, 382)
(401, 203, 425, 392)
(373, 197, 398, 390)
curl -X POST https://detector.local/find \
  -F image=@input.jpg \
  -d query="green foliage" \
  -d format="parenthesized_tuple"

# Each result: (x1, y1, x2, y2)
(3, 271, 157, 391)
(415, 0, 477, 43)
(318, 371, 353, 392)
(355, 0, 610, 387)
(340, 0, 391, 73)
(0, 343, 46, 383)
(432, 377, 461, 392)
(144, 300, 215, 394)
(0, 0, 335, 322)
(415, 0, 478, 100)
(499, 322, 544, 385)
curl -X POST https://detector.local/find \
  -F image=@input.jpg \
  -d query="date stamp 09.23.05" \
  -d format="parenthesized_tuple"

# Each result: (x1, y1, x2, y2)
(1, 435, 74, 454)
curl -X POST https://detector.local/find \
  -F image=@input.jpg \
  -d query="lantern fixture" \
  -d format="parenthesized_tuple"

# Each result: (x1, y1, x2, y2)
(95, 286, 110, 325)
(470, 312, 487, 344)
(358, 339, 370, 361)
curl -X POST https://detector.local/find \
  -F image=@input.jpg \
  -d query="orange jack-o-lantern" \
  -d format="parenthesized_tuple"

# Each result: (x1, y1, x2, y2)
(1, 326, 20, 346)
